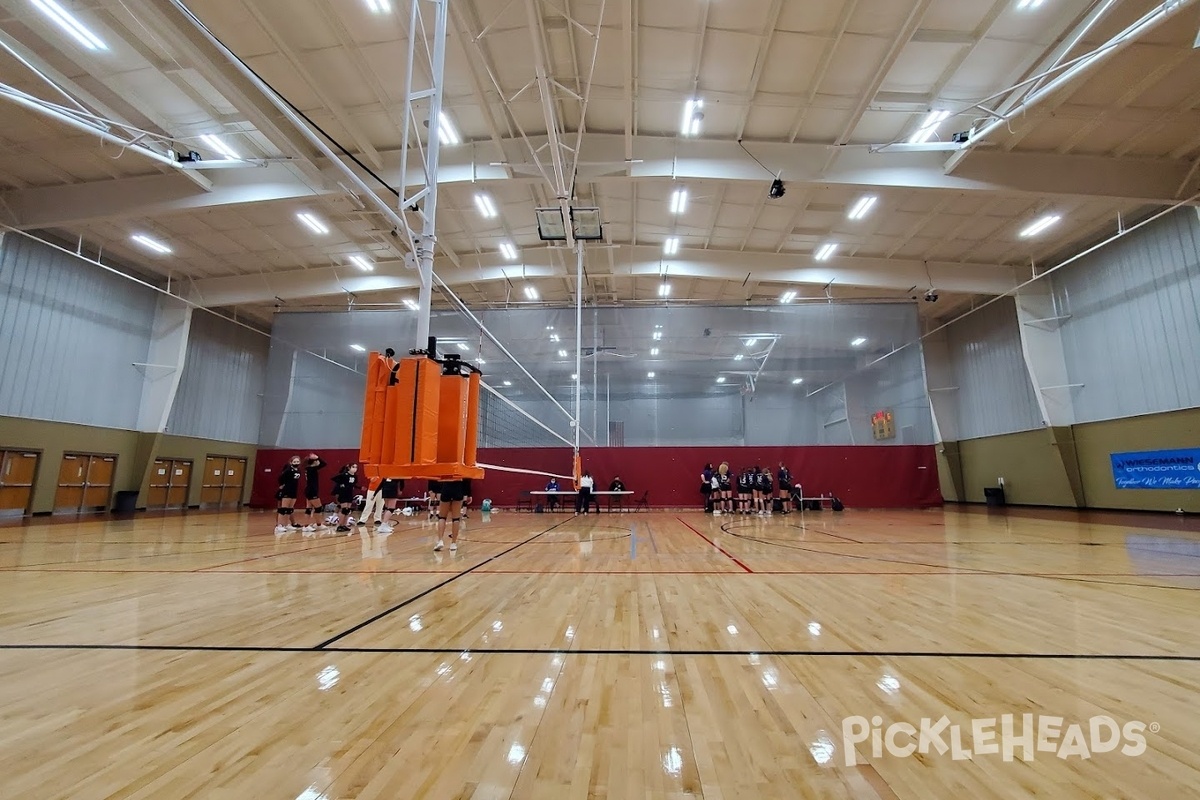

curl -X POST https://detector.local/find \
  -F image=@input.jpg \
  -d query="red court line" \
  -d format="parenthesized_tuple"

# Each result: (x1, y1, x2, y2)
(676, 517, 754, 573)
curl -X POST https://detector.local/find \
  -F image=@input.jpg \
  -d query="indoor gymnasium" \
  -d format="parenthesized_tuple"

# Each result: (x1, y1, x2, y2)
(1, 0, 1200, 797)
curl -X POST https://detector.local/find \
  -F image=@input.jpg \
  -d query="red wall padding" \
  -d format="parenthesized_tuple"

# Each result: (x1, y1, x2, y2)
(252, 445, 942, 509)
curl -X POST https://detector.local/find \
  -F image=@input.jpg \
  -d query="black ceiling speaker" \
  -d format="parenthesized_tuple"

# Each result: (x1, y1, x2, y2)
(768, 178, 786, 199)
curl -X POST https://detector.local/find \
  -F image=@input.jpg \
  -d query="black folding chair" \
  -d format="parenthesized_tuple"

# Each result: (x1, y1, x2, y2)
(634, 490, 649, 512)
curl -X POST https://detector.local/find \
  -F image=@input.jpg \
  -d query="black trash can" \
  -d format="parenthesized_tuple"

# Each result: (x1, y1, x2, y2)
(113, 490, 139, 513)
(983, 487, 1006, 507)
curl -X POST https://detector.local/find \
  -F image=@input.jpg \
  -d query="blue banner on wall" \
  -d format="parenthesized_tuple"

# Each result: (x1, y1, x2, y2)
(1110, 448, 1200, 489)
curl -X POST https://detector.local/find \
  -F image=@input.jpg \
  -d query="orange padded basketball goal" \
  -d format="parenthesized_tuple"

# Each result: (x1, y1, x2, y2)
(359, 341, 485, 483)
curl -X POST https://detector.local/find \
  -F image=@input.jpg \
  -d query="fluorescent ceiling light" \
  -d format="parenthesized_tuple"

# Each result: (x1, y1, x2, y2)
(551, 333, 560, 342)
(438, 111, 460, 145)
(477, 359, 486, 365)
(716, 376, 726, 384)
(558, 350, 568, 358)
(131, 234, 171, 254)
(32, 0, 107, 51)
(403, 298, 419, 310)
(851, 337, 867, 347)
(1019, 214, 1062, 238)
(780, 290, 798, 304)
(296, 212, 329, 235)
(650, 348, 660, 356)
(350, 344, 366, 352)
(365, 0, 392, 12)
(734, 354, 744, 361)
(570, 373, 578, 380)
(499, 242, 517, 260)
(503, 380, 512, 387)
(669, 188, 688, 215)
(680, 98, 703, 137)
(456, 342, 469, 351)
(745, 338, 758, 347)
(792, 378, 804, 385)
(474, 193, 497, 218)
(658, 283, 671, 297)
(655, 324, 663, 329)
(652, 331, 663, 340)
(199, 134, 239, 160)
(647, 371, 656, 379)
(814, 243, 838, 261)
(349, 255, 373, 272)
(1016, 0, 1044, 8)
(847, 195, 877, 221)
(524, 286, 539, 300)
(909, 109, 951, 144)
(663, 237, 679, 255)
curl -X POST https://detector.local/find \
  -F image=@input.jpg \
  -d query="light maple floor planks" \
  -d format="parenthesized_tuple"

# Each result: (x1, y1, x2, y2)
(1, 505, 1198, 799)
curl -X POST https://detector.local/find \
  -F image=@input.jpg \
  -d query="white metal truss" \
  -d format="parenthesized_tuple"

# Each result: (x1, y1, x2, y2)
(396, 0, 452, 347)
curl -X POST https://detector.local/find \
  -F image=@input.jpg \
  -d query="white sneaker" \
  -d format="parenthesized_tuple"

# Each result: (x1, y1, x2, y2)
(378, 524, 394, 533)
(449, 540, 458, 552)
(274, 525, 289, 534)
(434, 538, 444, 551)
(302, 524, 316, 532)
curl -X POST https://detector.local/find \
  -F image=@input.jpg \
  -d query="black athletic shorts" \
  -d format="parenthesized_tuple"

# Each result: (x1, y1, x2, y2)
(304, 487, 320, 501)
(380, 480, 402, 500)
(438, 479, 467, 502)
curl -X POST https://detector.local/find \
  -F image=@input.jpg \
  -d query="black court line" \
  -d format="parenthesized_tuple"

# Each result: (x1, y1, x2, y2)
(1, 642, 1199, 661)
(312, 516, 576, 649)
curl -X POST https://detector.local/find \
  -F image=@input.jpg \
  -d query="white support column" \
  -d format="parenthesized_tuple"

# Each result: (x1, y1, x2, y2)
(1014, 284, 1077, 427)
(136, 298, 192, 432)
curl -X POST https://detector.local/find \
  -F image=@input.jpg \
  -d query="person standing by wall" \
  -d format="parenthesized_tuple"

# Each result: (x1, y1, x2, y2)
(331, 463, 359, 533)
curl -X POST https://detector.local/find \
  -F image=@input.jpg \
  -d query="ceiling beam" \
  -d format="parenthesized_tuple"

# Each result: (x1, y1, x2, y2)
(6, 132, 1195, 230)
(185, 244, 1019, 307)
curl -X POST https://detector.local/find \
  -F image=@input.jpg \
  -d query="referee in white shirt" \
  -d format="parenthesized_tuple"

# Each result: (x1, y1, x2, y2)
(575, 471, 595, 515)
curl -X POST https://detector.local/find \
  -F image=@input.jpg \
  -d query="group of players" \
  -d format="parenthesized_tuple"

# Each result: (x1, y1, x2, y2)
(273, 453, 472, 551)
(701, 462, 795, 515)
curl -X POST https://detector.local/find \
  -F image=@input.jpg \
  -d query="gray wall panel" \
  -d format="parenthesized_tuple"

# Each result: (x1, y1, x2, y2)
(945, 297, 1044, 440)
(1053, 208, 1200, 422)
(167, 312, 269, 443)
(0, 235, 155, 428)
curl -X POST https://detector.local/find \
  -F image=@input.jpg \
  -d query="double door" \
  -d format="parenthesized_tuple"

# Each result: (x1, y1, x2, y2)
(201, 456, 246, 507)
(0, 450, 39, 517)
(147, 458, 193, 509)
(55, 453, 116, 514)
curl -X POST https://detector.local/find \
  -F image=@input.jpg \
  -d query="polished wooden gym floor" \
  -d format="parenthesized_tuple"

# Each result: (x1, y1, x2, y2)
(1, 505, 1199, 799)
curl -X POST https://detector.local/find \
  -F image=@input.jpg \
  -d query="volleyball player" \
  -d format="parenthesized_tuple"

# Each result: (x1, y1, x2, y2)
(701, 463, 714, 512)
(426, 479, 440, 520)
(377, 477, 403, 532)
(777, 462, 793, 514)
(717, 462, 732, 513)
(737, 467, 752, 514)
(434, 477, 469, 552)
(331, 463, 359, 532)
(274, 455, 302, 533)
(300, 453, 327, 532)
(757, 466, 773, 515)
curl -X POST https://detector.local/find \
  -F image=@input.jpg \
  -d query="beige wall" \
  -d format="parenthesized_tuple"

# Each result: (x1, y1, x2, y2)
(1073, 408, 1200, 513)
(0, 415, 257, 514)
(958, 428, 1079, 507)
(941, 407, 1200, 511)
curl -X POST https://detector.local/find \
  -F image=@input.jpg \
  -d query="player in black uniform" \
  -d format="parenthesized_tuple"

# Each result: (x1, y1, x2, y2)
(757, 467, 773, 515)
(737, 468, 752, 514)
(275, 455, 302, 533)
(434, 477, 471, 552)
(717, 462, 732, 513)
(301, 453, 327, 532)
(331, 463, 359, 532)
(426, 479, 441, 520)
(777, 463, 793, 514)
(377, 477, 404, 532)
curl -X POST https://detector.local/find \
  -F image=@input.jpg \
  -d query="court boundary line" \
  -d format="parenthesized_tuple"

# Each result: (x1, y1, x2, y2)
(1, 643, 1199, 661)
(676, 517, 753, 572)
(312, 517, 576, 649)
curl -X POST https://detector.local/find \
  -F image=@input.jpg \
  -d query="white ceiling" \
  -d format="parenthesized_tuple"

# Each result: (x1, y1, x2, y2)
(1, 0, 1198, 329)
